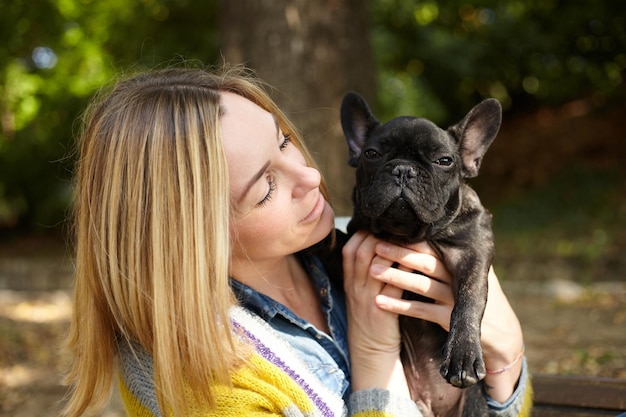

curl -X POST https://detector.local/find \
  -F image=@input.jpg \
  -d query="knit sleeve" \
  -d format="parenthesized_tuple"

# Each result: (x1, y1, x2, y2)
(118, 370, 291, 417)
(118, 346, 342, 417)
(347, 389, 422, 417)
(486, 357, 533, 417)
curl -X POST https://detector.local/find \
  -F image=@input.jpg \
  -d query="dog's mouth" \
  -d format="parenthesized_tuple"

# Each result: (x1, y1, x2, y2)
(384, 197, 414, 220)
(370, 197, 421, 238)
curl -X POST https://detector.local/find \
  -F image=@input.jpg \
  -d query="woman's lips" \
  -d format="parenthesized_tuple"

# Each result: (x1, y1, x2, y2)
(301, 192, 325, 224)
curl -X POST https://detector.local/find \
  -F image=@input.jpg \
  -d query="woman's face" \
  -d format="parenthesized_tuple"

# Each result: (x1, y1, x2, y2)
(221, 92, 334, 265)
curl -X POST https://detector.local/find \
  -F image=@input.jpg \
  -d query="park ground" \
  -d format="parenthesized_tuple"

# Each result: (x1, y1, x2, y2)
(0, 248, 624, 417)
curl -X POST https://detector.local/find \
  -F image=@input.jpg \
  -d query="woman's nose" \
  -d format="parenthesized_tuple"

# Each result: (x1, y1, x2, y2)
(291, 164, 321, 198)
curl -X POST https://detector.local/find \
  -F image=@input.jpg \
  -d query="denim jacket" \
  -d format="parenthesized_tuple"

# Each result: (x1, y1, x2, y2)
(230, 253, 351, 400)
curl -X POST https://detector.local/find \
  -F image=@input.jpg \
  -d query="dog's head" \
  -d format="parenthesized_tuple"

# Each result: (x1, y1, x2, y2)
(340, 92, 501, 243)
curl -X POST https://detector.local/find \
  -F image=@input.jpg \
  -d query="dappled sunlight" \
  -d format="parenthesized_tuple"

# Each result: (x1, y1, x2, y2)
(0, 289, 77, 416)
(0, 290, 72, 323)
(0, 364, 53, 388)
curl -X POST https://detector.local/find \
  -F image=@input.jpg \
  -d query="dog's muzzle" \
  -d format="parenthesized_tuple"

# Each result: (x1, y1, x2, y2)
(369, 196, 421, 238)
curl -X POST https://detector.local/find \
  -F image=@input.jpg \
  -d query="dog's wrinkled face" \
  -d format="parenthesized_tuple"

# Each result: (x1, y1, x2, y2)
(354, 116, 462, 241)
(341, 92, 501, 243)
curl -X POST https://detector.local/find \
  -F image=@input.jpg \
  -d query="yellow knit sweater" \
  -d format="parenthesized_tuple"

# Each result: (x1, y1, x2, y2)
(118, 307, 421, 417)
(117, 306, 532, 417)
(120, 353, 326, 416)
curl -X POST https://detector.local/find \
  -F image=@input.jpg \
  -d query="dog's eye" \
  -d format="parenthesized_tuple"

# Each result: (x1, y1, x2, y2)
(364, 149, 380, 159)
(434, 157, 453, 166)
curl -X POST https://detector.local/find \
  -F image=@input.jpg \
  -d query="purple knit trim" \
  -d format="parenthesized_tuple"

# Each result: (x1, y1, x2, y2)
(231, 319, 336, 417)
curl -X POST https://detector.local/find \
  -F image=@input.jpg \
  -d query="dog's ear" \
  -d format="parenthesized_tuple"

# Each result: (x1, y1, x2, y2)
(449, 98, 502, 178)
(340, 92, 381, 167)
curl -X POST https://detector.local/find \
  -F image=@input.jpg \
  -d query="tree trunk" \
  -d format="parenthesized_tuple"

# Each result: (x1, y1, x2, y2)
(220, 0, 376, 215)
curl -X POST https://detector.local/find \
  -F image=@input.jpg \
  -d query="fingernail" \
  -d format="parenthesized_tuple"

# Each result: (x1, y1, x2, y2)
(370, 264, 384, 276)
(375, 294, 389, 308)
(377, 242, 390, 254)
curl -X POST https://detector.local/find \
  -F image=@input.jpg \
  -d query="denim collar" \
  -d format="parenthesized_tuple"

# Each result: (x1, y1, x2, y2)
(229, 252, 335, 324)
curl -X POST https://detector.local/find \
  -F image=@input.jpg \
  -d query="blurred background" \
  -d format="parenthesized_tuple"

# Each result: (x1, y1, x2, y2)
(0, 0, 624, 415)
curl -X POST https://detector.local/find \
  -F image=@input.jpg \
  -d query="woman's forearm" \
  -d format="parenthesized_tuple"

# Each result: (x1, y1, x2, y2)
(480, 268, 525, 402)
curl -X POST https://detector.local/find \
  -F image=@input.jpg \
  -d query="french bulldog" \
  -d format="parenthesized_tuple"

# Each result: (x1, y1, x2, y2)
(339, 92, 502, 416)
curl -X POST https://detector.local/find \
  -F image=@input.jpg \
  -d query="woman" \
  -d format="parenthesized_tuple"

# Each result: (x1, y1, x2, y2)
(63, 65, 531, 416)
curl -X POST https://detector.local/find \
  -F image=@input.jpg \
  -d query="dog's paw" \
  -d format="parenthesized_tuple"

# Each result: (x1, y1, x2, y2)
(440, 339, 486, 388)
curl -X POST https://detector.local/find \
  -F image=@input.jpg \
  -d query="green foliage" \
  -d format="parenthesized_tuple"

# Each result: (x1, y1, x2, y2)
(370, 0, 626, 124)
(1, 0, 624, 233)
(0, 0, 220, 232)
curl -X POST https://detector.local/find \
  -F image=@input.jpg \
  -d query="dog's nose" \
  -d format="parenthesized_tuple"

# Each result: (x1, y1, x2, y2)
(392, 165, 417, 184)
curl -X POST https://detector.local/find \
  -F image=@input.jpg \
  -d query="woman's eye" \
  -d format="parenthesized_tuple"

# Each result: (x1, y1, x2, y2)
(279, 134, 291, 150)
(258, 177, 276, 207)
(434, 157, 453, 166)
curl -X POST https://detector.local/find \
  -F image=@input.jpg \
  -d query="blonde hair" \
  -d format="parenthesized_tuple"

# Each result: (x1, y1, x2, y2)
(63, 65, 332, 416)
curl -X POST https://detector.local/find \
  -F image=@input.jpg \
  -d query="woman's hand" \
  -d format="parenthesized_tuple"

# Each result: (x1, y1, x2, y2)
(342, 231, 410, 395)
(369, 240, 455, 331)
(369, 240, 525, 403)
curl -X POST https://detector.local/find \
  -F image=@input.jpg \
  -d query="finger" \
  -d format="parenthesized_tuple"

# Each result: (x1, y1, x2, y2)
(404, 240, 441, 258)
(375, 241, 452, 282)
(370, 264, 455, 305)
(352, 235, 380, 289)
(375, 295, 453, 331)
(379, 280, 404, 301)
(343, 232, 379, 288)
(342, 231, 368, 287)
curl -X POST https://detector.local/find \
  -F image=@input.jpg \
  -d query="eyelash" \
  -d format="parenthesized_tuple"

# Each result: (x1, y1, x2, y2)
(280, 133, 292, 150)
(258, 179, 276, 207)
(258, 134, 292, 207)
